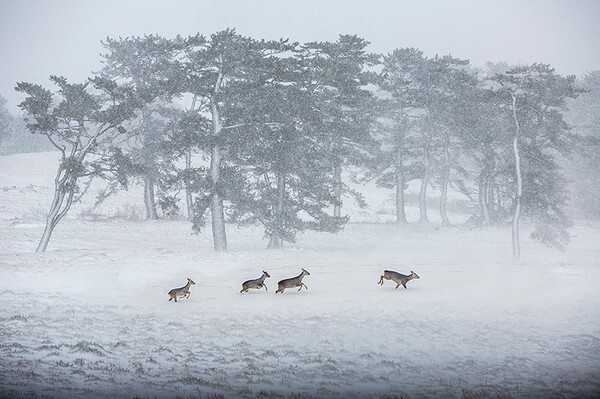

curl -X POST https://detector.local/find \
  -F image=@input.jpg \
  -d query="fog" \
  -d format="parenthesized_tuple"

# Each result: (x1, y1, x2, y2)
(1, 0, 600, 113)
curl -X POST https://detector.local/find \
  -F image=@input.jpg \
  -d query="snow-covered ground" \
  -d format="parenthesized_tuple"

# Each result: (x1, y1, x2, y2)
(0, 152, 599, 399)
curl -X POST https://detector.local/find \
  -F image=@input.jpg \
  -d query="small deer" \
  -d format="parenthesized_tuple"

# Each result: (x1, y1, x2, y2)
(378, 270, 419, 289)
(276, 268, 310, 294)
(168, 278, 195, 302)
(240, 271, 271, 293)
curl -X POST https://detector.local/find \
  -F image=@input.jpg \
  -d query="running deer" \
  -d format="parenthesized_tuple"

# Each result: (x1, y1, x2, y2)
(240, 271, 271, 293)
(378, 270, 419, 289)
(168, 278, 195, 302)
(275, 268, 310, 294)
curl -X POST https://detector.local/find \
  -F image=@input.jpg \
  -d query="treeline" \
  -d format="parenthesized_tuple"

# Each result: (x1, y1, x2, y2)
(12, 29, 600, 259)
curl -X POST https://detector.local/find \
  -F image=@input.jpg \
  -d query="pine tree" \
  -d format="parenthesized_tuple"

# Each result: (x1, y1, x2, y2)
(491, 64, 584, 261)
(372, 48, 426, 223)
(224, 52, 348, 248)
(566, 71, 600, 220)
(16, 76, 141, 252)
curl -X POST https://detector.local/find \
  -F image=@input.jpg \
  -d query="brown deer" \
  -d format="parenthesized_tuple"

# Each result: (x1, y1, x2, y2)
(168, 278, 195, 302)
(378, 270, 419, 289)
(276, 268, 310, 294)
(240, 271, 270, 293)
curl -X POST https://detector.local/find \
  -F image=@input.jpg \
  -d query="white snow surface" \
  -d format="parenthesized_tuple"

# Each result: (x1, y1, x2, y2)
(0, 152, 599, 399)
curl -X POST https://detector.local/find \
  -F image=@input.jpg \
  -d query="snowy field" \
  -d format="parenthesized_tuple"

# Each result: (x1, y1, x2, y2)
(0, 152, 599, 399)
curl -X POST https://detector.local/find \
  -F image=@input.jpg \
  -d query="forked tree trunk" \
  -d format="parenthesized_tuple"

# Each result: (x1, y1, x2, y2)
(418, 147, 430, 223)
(36, 169, 77, 252)
(395, 147, 408, 223)
(143, 175, 159, 220)
(268, 172, 285, 249)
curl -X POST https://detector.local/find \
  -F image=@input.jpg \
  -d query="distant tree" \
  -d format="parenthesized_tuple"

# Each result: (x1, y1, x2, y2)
(298, 35, 378, 218)
(173, 29, 294, 251)
(377, 51, 473, 225)
(0, 96, 56, 154)
(491, 64, 584, 261)
(372, 48, 426, 223)
(99, 30, 296, 251)
(225, 56, 348, 249)
(0, 95, 14, 148)
(113, 104, 178, 220)
(566, 71, 600, 220)
(16, 76, 142, 252)
(458, 83, 510, 226)
(424, 55, 477, 227)
(166, 99, 210, 222)
(99, 35, 182, 220)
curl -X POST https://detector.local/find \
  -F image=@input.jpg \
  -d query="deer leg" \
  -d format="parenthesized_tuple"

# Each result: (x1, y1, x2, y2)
(378, 276, 384, 285)
(403, 283, 407, 289)
(395, 283, 400, 289)
(263, 284, 268, 291)
(302, 283, 308, 290)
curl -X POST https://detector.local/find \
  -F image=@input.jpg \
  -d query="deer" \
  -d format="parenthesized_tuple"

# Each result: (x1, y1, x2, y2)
(378, 270, 419, 289)
(168, 278, 195, 302)
(275, 268, 310, 294)
(240, 271, 271, 293)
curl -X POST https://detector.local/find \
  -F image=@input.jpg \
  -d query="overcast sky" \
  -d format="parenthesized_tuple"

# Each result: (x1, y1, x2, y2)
(1, 0, 599, 114)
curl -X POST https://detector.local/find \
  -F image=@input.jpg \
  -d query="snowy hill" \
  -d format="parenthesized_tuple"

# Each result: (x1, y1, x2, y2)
(0, 152, 599, 398)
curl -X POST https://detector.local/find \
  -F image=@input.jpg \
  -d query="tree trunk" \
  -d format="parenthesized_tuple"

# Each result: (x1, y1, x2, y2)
(395, 147, 408, 223)
(36, 189, 65, 253)
(439, 143, 451, 227)
(185, 147, 195, 222)
(143, 175, 159, 220)
(210, 141, 227, 252)
(478, 176, 491, 226)
(36, 165, 77, 252)
(209, 62, 228, 252)
(36, 221, 56, 253)
(439, 176, 450, 226)
(510, 94, 522, 263)
(512, 133, 522, 263)
(333, 162, 342, 218)
(418, 147, 430, 223)
(268, 172, 285, 249)
(267, 235, 282, 249)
